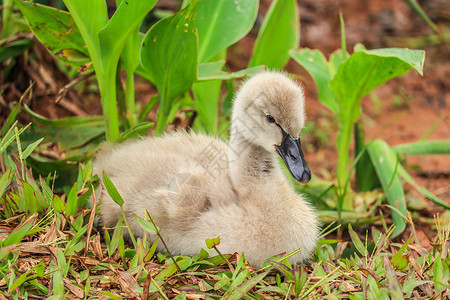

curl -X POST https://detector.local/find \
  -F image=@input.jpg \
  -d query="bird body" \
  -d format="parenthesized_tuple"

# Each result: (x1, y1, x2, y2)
(93, 71, 319, 266)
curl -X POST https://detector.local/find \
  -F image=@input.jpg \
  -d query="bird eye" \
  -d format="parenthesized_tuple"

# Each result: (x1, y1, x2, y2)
(266, 114, 276, 124)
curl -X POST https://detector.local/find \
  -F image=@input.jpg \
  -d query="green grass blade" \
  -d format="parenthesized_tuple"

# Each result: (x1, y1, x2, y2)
(65, 182, 78, 217)
(102, 171, 124, 206)
(21, 137, 44, 160)
(396, 164, 450, 210)
(223, 271, 269, 300)
(402, 0, 438, 32)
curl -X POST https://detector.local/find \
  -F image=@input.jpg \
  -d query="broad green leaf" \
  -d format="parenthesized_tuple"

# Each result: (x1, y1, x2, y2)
(193, 79, 222, 134)
(62, 0, 108, 82)
(290, 48, 339, 113)
(367, 140, 406, 237)
(98, 0, 158, 79)
(361, 48, 425, 75)
(331, 47, 425, 194)
(393, 140, 450, 155)
(98, 0, 157, 134)
(331, 48, 425, 122)
(15, 1, 89, 67)
(22, 105, 105, 151)
(23, 105, 104, 128)
(196, 0, 258, 63)
(141, 0, 198, 133)
(249, 0, 299, 69)
(102, 171, 124, 205)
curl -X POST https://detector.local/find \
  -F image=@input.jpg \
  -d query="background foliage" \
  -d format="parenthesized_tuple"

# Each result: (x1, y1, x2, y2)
(0, 0, 449, 298)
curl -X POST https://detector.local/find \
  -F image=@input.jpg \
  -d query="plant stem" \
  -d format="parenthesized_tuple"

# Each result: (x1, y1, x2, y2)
(125, 72, 137, 128)
(120, 206, 137, 247)
(336, 103, 356, 210)
(100, 66, 120, 142)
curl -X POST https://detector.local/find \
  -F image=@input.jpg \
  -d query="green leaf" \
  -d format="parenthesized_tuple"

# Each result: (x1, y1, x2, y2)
(331, 47, 425, 198)
(134, 214, 158, 235)
(384, 256, 404, 299)
(290, 48, 339, 113)
(140, 0, 198, 133)
(62, 0, 108, 81)
(348, 223, 366, 256)
(97, 0, 158, 91)
(118, 122, 154, 141)
(66, 182, 78, 217)
(331, 48, 425, 121)
(249, 0, 299, 69)
(223, 271, 269, 300)
(393, 140, 450, 155)
(155, 262, 178, 281)
(21, 137, 44, 159)
(269, 261, 294, 281)
(396, 164, 450, 210)
(205, 236, 221, 249)
(196, 0, 258, 63)
(102, 171, 124, 205)
(367, 140, 407, 237)
(0, 38, 34, 64)
(0, 169, 14, 198)
(193, 79, 222, 134)
(15, 1, 90, 67)
(52, 195, 66, 213)
(98, 0, 157, 71)
(3, 214, 35, 246)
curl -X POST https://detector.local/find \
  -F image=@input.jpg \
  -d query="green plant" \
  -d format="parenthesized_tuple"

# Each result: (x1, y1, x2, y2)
(290, 16, 449, 237)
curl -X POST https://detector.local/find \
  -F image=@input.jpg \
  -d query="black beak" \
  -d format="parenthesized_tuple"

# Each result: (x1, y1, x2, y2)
(276, 127, 311, 184)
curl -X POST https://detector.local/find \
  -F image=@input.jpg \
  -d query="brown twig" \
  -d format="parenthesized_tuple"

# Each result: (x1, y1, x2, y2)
(55, 71, 95, 103)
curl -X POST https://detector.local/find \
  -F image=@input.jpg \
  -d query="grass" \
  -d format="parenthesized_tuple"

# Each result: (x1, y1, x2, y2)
(0, 154, 449, 299)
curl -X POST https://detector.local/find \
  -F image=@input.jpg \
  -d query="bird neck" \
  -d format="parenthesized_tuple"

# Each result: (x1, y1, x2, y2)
(228, 134, 280, 196)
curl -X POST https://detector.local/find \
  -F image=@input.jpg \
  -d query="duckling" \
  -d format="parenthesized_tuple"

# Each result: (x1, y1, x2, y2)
(92, 71, 319, 267)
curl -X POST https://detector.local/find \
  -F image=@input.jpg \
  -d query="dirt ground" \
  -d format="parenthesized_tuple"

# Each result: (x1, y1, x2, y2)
(1, 1, 449, 206)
